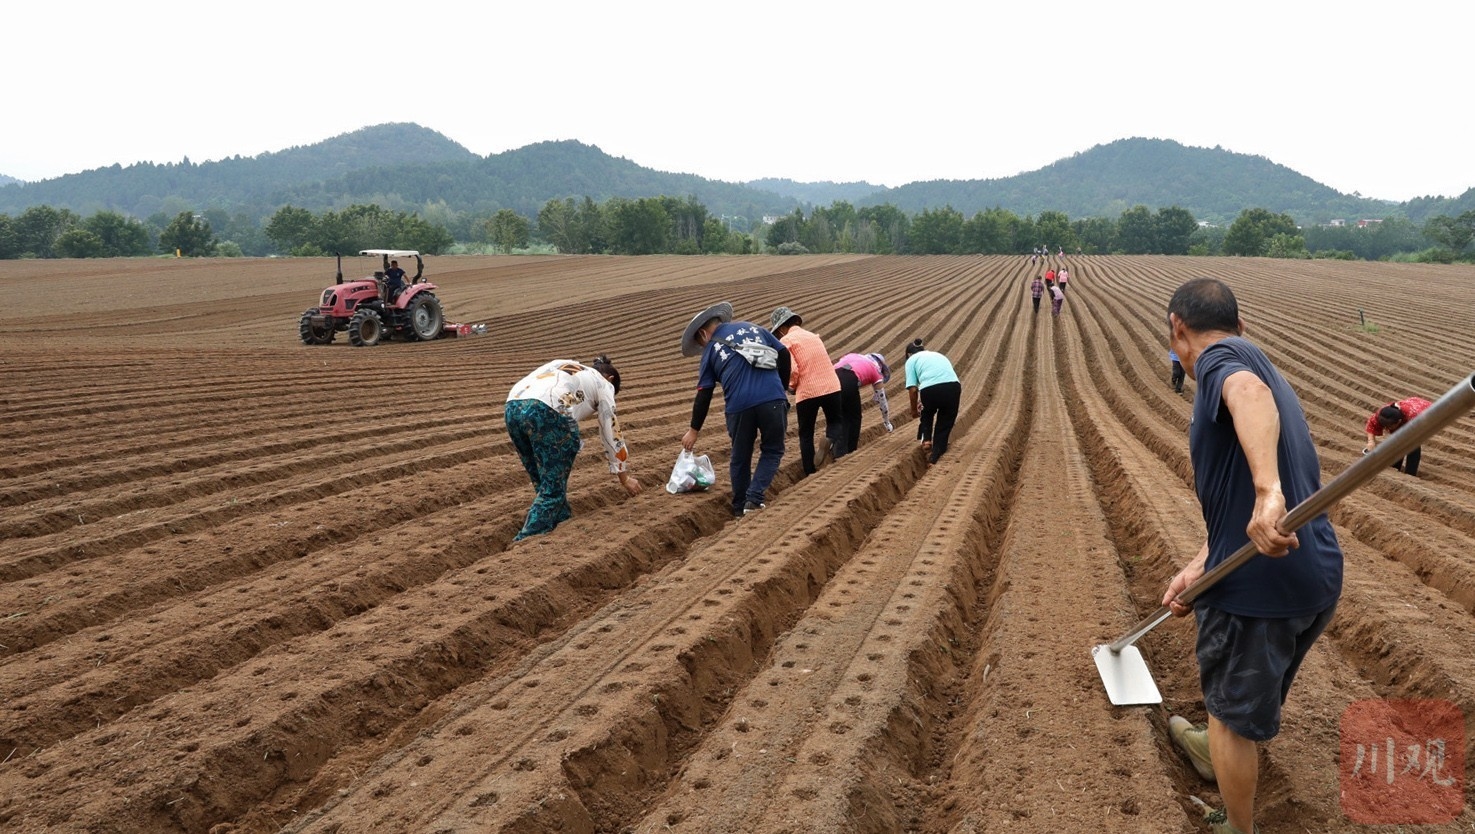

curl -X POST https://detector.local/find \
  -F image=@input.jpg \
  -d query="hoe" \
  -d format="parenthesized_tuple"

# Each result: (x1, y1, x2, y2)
(1093, 371, 1475, 706)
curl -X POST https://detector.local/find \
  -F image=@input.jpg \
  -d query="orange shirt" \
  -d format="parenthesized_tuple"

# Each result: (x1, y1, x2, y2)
(778, 325, 841, 402)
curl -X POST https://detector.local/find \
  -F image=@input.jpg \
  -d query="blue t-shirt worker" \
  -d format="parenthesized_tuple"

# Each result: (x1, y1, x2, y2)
(1161, 278, 1342, 834)
(680, 302, 791, 518)
(383, 260, 407, 300)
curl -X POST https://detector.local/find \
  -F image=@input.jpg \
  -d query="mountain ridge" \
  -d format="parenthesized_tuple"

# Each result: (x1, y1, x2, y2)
(1, 125, 1470, 225)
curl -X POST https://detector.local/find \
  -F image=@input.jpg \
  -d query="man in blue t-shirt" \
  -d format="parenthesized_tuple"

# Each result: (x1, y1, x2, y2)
(1160, 278, 1342, 834)
(383, 259, 407, 301)
(679, 302, 791, 518)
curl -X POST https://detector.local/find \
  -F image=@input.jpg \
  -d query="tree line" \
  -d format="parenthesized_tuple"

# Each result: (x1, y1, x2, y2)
(3, 198, 1471, 262)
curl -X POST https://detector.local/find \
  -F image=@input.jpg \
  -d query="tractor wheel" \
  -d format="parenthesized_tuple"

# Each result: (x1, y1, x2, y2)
(405, 293, 444, 342)
(298, 309, 335, 345)
(348, 308, 384, 347)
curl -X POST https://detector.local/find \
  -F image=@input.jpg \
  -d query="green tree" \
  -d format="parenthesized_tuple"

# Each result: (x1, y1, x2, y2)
(1422, 211, 1475, 256)
(1223, 208, 1298, 257)
(662, 196, 707, 254)
(1188, 225, 1227, 256)
(13, 205, 78, 258)
(486, 209, 531, 252)
(962, 207, 1019, 254)
(1154, 206, 1199, 255)
(701, 217, 733, 254)
(338, 204, 398, 250)
(858, 204, 908, 254)
(53, 228, 106, 258)
(908, 206, 965, 254)
(82, 210, 152, 256)
(1010, 214, 1037, 254)
(0, 215, 15, 259)
(765, 209, 804, 249)
(265, 205, 316, 252)
(397, 214, 453, 254)
(577, 197, 607, 254)
(1071, 216, 1117, 254)
(1116, 205, 1157, 254)
(606, 197, 670, 255)
(158, 211, 216, 256)
(813, 201, 857, 252)
(537, 198, 585, 253)
(1264, 232, 1309, 259)
(1034, 210, 1075, 253)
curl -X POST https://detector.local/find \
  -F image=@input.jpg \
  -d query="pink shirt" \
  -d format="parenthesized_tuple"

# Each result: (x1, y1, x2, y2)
(834, 353, 884, 387)
(779, 325, 841, 402)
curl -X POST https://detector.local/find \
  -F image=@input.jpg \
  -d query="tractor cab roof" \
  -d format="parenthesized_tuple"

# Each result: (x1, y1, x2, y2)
(359, 249, 420, 258)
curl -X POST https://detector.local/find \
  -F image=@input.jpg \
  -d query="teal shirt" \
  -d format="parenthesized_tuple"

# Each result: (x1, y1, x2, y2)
(904, 351, 959, 390)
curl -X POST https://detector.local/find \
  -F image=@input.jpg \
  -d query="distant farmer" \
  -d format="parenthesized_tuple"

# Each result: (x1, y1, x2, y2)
(681, 301, 791, 517)
(1161, 278, 1343, 834)
(505, 356, 642, 541)
(833, 351, 893, 452)
(904, 338, 961, 466)
(1170, 348, 1186, 394)
(1048, 279, 1065, 317)
(1030, 275, 1045, 314)
(384, 259, 407, 300)
(1363, 396, 1433, 476)
(770, 306, 846, 473)
(1056, 266, 1070, 294)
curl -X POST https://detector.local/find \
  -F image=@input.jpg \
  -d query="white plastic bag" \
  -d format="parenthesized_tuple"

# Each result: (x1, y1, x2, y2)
(665, 449, 716, 494)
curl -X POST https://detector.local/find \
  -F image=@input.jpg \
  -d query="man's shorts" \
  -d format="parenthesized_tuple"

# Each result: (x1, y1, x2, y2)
(1195, 603, 1337, 742)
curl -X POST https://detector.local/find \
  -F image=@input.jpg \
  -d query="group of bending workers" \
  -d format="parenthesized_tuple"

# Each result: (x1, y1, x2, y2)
(503, 300, 963, 537)
(499, 277, 1440, 834)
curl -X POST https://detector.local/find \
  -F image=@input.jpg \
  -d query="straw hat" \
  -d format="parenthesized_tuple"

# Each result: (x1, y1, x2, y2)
(681, 301, 733, 357)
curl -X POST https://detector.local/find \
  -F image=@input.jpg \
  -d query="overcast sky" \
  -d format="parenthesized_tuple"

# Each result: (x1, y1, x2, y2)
(8, 0, 1469, 202)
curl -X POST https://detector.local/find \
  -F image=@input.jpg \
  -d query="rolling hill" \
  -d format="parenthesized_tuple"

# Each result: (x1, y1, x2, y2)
(1, 126, 1469, 226)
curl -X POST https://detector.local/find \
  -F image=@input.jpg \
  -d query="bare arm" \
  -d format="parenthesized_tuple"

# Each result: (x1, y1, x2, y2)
(1163, 541, 1209, 616)
(1222, 370, 1298, 557)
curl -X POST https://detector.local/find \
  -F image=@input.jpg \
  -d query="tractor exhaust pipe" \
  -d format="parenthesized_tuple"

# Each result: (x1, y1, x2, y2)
(334, 252, 343, 285)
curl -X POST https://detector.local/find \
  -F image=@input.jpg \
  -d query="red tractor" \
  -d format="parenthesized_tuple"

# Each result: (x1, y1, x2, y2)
(298, 249, 447, 346)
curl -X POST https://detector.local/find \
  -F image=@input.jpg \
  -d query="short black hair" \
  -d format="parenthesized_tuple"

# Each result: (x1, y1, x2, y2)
(1168, 278, 1240, 334)
(592, 354, 621, 393)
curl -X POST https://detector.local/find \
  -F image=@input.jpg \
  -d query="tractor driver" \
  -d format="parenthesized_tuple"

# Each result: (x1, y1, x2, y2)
(384, 259, 408, 301)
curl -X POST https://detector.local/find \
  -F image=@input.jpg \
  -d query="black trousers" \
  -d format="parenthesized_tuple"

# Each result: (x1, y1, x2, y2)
(796, 390, 845, 474)
(1032, 295, 1042, 313)
(917, 381, 962, 463)
(835, 367, 863, 454)
(1171, 360, 1185, 393)
(1393, 446, 1422, 476)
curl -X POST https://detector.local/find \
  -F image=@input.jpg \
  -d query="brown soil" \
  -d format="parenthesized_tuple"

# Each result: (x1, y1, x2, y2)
(1, 253, 1473, 833)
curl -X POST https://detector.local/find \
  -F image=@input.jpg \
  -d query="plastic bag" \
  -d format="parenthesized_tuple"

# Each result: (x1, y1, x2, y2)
(666, 449, 716, 494)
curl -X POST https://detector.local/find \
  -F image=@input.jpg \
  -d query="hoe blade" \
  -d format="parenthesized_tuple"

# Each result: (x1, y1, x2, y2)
(1092, 644, 1162, 706)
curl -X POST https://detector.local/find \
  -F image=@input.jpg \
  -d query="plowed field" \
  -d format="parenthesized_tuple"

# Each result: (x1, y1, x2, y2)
(2, 254, 1473, 833)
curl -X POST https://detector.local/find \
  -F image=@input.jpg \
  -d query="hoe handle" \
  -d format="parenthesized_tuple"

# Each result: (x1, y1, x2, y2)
(1108, 371, 1475, 654)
